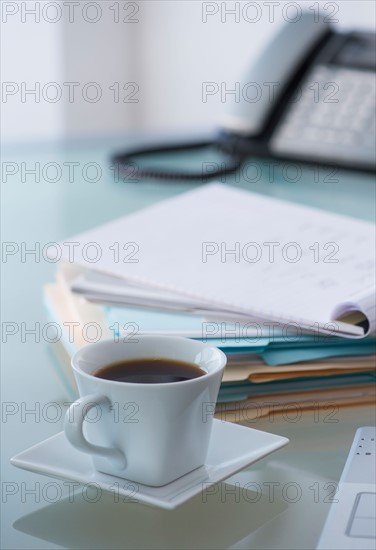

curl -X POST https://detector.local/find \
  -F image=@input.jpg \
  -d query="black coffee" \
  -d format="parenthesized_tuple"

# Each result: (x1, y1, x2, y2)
(94, 358, 206, 384)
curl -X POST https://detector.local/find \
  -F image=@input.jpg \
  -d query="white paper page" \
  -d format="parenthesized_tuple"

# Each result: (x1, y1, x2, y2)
(72, 272, 270, 326)
(72, 272, 210, 310)
(54, 183, 375, 337)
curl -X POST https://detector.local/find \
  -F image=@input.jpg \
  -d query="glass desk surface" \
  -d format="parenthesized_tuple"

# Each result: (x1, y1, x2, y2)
(1, 136, 375, 549)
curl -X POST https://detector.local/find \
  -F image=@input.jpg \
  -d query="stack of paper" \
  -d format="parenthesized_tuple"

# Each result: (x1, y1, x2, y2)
(44, 184, 376, 415)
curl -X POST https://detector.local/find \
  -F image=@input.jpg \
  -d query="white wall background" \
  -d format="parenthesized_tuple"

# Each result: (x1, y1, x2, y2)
(1, 0, 375, 144)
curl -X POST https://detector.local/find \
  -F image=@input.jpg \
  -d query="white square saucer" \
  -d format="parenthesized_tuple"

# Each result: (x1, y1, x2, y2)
(11, 420, 288, 510)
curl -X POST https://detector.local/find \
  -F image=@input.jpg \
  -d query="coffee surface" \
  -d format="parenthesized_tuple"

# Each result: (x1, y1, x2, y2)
(94, 358, 206, 384)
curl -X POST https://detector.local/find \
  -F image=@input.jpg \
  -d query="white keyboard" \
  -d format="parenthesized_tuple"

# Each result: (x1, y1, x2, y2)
(271, 66, 376, 170)
(317, 427, 376, 549)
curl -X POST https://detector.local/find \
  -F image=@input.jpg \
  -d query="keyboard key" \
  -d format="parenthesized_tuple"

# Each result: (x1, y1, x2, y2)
(349, 517, 376, 538)
(355, 493, 376, 518)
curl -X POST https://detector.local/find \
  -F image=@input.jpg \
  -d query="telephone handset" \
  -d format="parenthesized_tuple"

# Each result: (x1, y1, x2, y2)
(220, 11, 329, 136)
(112, 12, 376, 180)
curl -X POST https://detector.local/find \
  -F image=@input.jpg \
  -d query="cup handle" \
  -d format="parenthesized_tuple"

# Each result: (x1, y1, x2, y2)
(64, 394, 126, 469)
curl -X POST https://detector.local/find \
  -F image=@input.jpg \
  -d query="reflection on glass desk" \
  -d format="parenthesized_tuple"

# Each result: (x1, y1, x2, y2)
(1, 136, 375, 550)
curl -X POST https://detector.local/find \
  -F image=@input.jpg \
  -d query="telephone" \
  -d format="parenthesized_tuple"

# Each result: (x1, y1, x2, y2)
(112, 11, 376, 180)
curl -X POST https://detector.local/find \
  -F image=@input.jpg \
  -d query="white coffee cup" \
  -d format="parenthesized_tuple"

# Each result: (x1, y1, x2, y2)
(64, 336, 226, 487)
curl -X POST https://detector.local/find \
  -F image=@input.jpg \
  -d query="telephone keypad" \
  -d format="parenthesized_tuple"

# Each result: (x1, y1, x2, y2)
(271, 65, 376, 169)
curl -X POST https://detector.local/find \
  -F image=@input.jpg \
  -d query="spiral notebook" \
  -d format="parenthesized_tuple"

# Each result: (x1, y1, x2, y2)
(51, 183, 376, 338)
